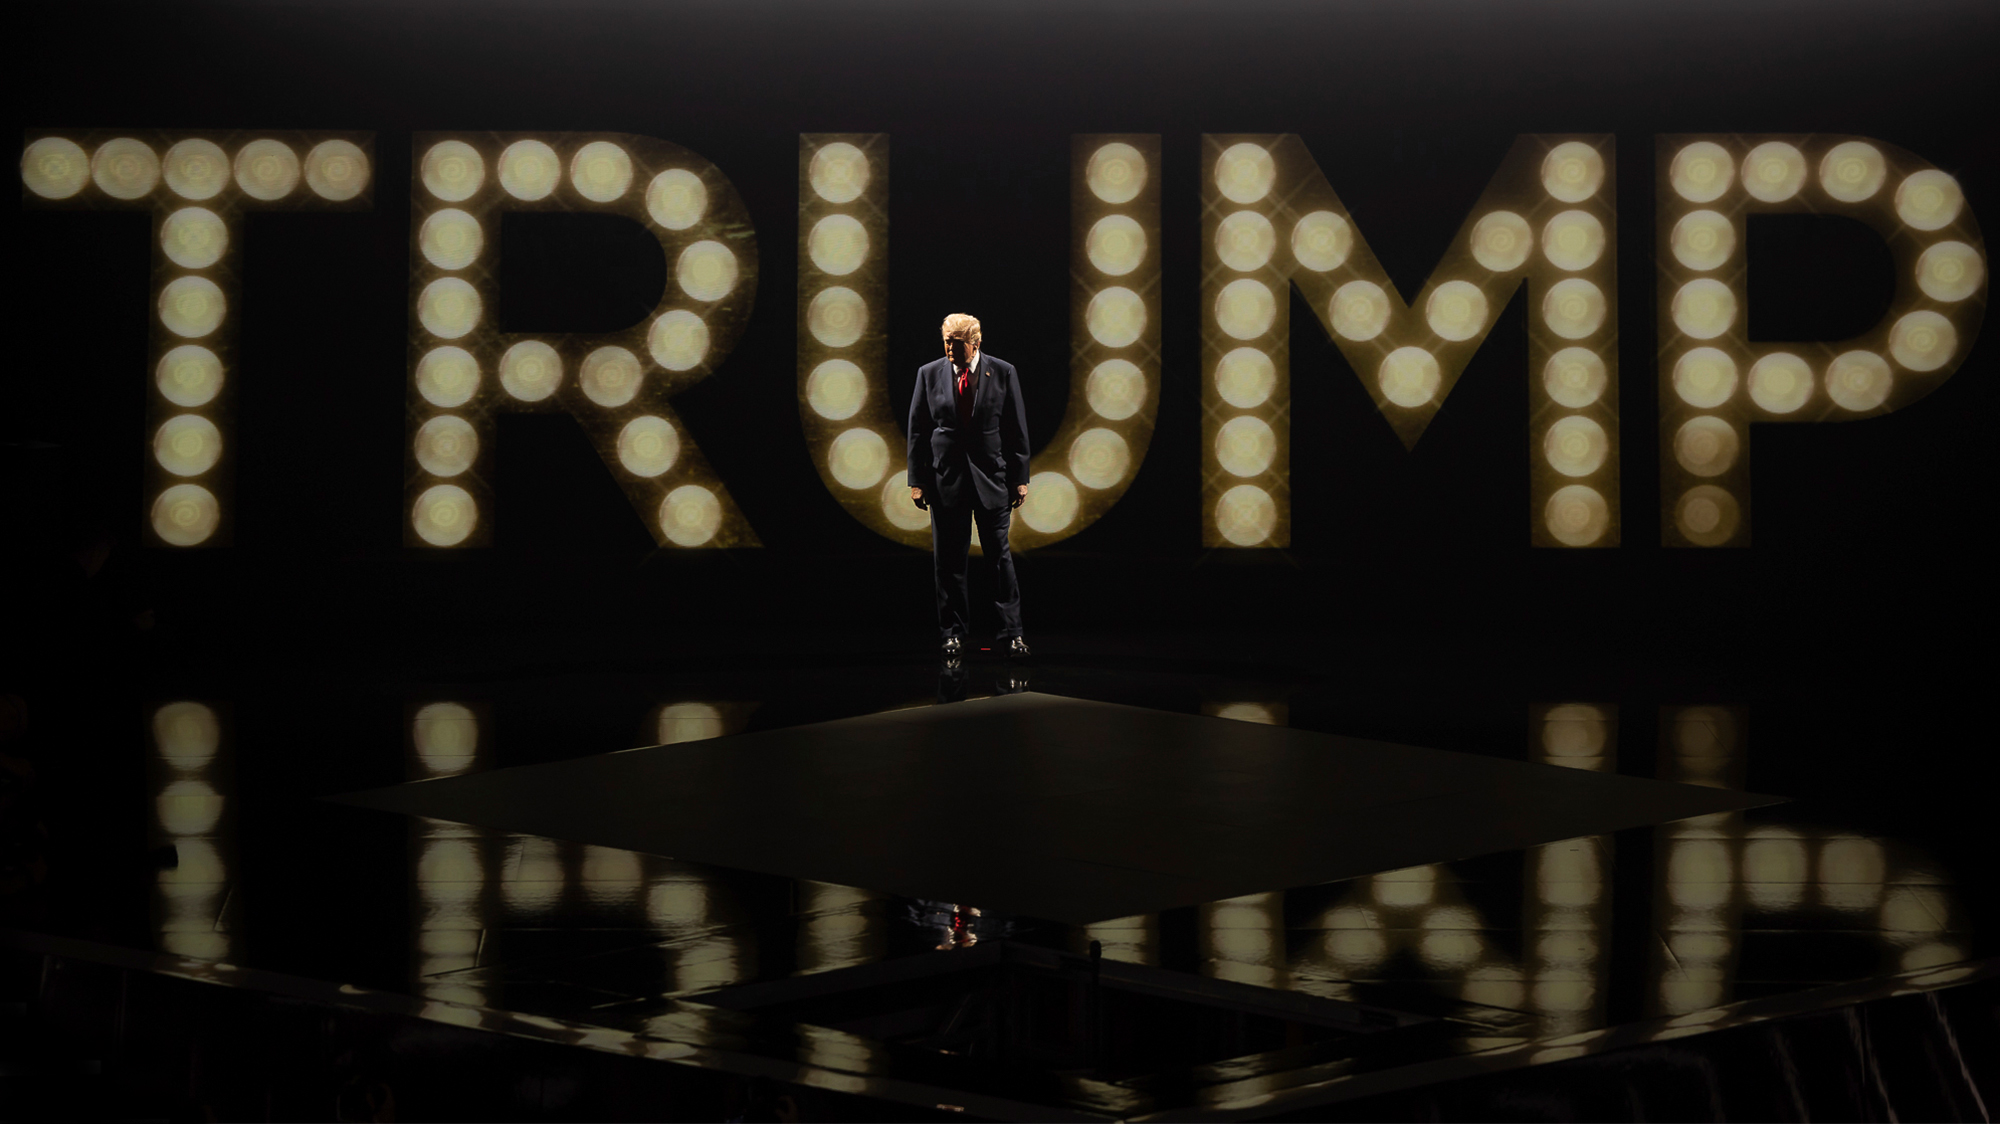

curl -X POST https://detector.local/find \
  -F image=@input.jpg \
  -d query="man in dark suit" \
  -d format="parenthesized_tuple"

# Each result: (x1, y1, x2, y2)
(907, 314, 1031, 660)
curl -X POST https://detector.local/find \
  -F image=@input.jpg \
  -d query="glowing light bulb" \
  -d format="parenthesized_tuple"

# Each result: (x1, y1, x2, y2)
(1818, 141, 1885, 203)
(1673, 416, 1739, 477)
(1019, 471, 1080, 533)
(618, 415, 681, 477)
(152, 484, 220, 547)
(1069, 428, 1130, 489)
(1889, 310, 1955, 372)
(499, 340, 562, 401)
(1088, 286, 1147, 347)
(1215, 211, 1275, 272)
(1213, 143, 1275, 205)
(157, 345, 224, 408)
(1670, 210, 1735, 272)
(569, 140, 632, 202)
(419, 208, 483, 270)
(1670, 141, 1734, 205)
(1470, 210, 1531, 272)
(1542, 347, 1607, 408)
(1542, 277, 1606, 339)
(1916, 241, 1983, 303)
(1541, 211, 1605, 271)
(1543, 416, 1607, 477)
(92, 137, 160, 199)
(573, 347, 640, 408)
(161, 207, 228, 270)
(1086, 358, 1145, 419)
(1824, 350, 1892, 412)
(1377, 347, 1441, 408)
(153, 701, 220, 761)
(1425, 280, 1487, 342)
(417, 277, 481, 339)
(650, 309, 712, 370)
(233, 139, 299, 200)
(1742, 141, 1806, 203)
(806, 359, 867, 420)
(1672, 347, 1737, 408)
(414, 415, 479, 477)
(677, 240, 738, 302)
(1213, 279, 1274, 341)
(658, 485, 721, 546)
(828, 427, 889, 489)
(1747, 352, 1812, 414)
(413, 702, 478, 773)
(159, 276, 226, 338)
(1895, 170, 1963, 232)
(1674, 484, 1740, 546)
(647, 168, 707, 230)
(415, 347, 480, 408)
(154, 415, 222, 476)
(421, 141, 484, 202)
(413, 484, 477, 547)
(498, 139, 559, 201)
(806, 287, 866, 349)
(1215, 484, 1276, 545)
(1214, 416, 1276, 477)
(305, 139, 368, 201)
(1541, 141, 1604, 203)
(1671, 279, 1735, 340)
(809, 142, 869, 204)
(1292, 210, 1353, 272)
(22, 136, 89, 199)
(162, 139, 228, 201)
(881, 472, 931, 531)
(1214, 348, 1275, 409)
(1086, 142, 1146, 204)
(808, 214, 869, 276)
(1329, 280, 1389, 341)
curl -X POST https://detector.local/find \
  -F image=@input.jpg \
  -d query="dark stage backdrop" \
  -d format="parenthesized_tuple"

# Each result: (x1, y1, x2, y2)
(8, 0, 1996, 638)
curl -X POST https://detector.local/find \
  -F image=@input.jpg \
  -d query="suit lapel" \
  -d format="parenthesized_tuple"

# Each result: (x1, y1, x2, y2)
(970, 354, 991, 421)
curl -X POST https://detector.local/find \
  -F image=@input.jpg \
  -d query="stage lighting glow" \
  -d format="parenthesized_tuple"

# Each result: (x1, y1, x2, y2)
(1675, 484, 1740, 546)
(1673, 416, 1738, 477)
(421, 140, 484, 202)
(1020, 471, 1080, 534)
(1069, 428, 1130, 489)
(156, 346, 223, 408)
(649, 309, 712, 370)
(159, 276, 226, 338)
(828, 427, 889, 489)
(1819, 141, 1885, 203)
(1544, 484, 1609, 546)
(415, 346, 480, 408)
(1825, 350, 1892, 412)
(1087, 286, 1147, 347)
(414, 415, 478, 477)
(161, 207, 228, 270)
(1541, 703, 1607, 756)
(618, 415, 681, 477)
(653, 702, 724, 745)
(1214, 142, 1275, 205)
(155, 415, 222, 477)
(1214, 211, 1275, 273)
(499, 340, 562, 401)
(152, 483, 220, 546)
(419, 208, 483, 270)
(1087, 214, 1148, 276)
(1214, 347, 1276, 409)
(1543, 348, 1607, 408)
(1086, 358, 1145, 419)
(881, 472, 931, 531)
(1916, 240, 1983, 302)
(1543, 416, 1607, 477)
(413, 702, 478, 774)
(1670, 210, 1735, 272)
(418, 277, 481, 339)
(162, 139, 228, 200)
(1286, 211, 1351, 274)
(157, 779, 222, 836)
(806, 287, 866, 348)
(233, 139, 299, 200)
(498, 139, 560, 201)
(1670, 141, 1734, 204)
(304, 139, 368, 201)
(1086, 142, 1146, 204)
(1895, 170, 1964, 232)
(1214, 703, 1278, 725)
(805, 359, 867, 421)
(22, 137, 89, 199)
(1671, 279, 1735, 340)
(1214, 416, 1276, 477)
(579, 346, 643, 408)
(647, 168, 708, 230)
(1748, 353, 1812, 414)
(1541, 210, 1605, 271)
(1330, 280, 1389, 341)
(569, 140, 633, 202)
(1742, 141, 1806, 203)
(1425, 280, 1488, 342)
(154, 701, 219, 762)
(1889, 310, 1955, 372)
(659, 485, 721, 546)
(808, 214, 869, 276)
(413, 484, 477, 546)
(1214, 279, 1275, 341)
(1470, 210, 1531, 272)
(1672, 348, 1737, 408)
(1215, 483, 1276, 545)
(1542, 278, 1605, 340)
(808, 141, 869, 204)
(1542, 141, 1604, 203)
(677, 240, 738, 302)
(91, 137, 159, 199)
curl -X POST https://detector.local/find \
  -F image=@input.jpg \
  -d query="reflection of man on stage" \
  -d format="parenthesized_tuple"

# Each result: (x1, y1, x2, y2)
(907, 314, 1031, 660)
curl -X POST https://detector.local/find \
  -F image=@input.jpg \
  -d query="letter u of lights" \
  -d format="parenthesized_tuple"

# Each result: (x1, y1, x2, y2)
(405, 133, 759, 548)
(797, 134, 1162, 548)
(1201, 135, 1621, 548)
(1656, 136, 1986, 547)
(20, 131, 374, 547)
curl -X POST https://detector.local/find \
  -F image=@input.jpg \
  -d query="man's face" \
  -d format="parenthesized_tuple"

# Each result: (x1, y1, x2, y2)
(943, 333, 977, 367)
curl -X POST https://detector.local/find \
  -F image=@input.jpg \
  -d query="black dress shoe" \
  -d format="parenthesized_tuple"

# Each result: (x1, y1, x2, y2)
(1006, 636, 1031, 658)
(940, 636, 963, 658)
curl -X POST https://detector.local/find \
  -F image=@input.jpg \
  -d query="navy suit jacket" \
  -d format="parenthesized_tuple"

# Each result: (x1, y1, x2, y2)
(906, 352, 1031, 510)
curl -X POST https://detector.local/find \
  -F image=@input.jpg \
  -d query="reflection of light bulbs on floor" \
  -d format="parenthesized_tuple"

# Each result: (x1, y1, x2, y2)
(1916, 241, 1983, 303)
(881, 472, 930, 531)
(1895, 170, 1963, 232)
(1889, 310, 1955, 372)
(1214, 416, 1275, 477)
(809, 142, 869, 204)
(647, 168, 707, 229)
(1543, 348, 1606, 408)
(154, 701, 220, 762)
(1543, 416, 1607, 477)
(677, 240, 738, 302)
(415, 415, 478, 477)
(158, 345, 224, 407)
(1748, 352, 1812, 414)
(421, 141, 485, 202)
(618, 415, 681, 477)
(234, 139, 299, 200)
(1542, 141, 1604, 203)
(1088, 214, 1147, 276)
(1542, 278, 1606, 339)
(22, 136, 89, 199)
(1471, 210, 1531, 272)
(1330, 280, 1389, 341)
(1670, 210, 1735, 272)
(1292, 210, 1353, 272)
(1019, 471, 1079, 533)
(1742, 141, 1806, 203)
(1377, 347, 1440, 408)
(1087, 359, 1146, 419)
(159, 276, 227, 338)
(413, 484, 477, 546)
(1675, 484, 1740, 546)
(93, 137, 160, 200)
(1069, 428, 1131, 489)
(155, 415, 223, 477)
(650, 309, 712, 370)
(658, 485, 721, 546)
(419, 208, 483, 270)
(418, 277, 481, 339)
(1818, 141, 1885, 203)
(161, 207, 228, 270)
(1086, 142, 1145, 204)
(500, 340, 562, 401)
(1825, 350, 1892, 412)
(416, 347, 480, 408)
(498, 139, 559, 201)
(1088, 286, 1147, 347)
(1214, 211, 1274, 272)
(1214, 142, 1275, 204)
(153, 484, 221, 546)
(306, 139, 369, 201)
(569, 140, 632, 202)
(1672, 347, 1737, 407)
(1215, 484, 1276, 546)
(1544, 484, 1608, 546)
(1213, 279, 1273, 341)
(1426, 280, 1487, 341)
(828, 427, 889, 489)
(580, 346, 642, 407)
(806, 287, 866, 348)
(163, 139, 228, 201)
(1673, 416, 1738, 477)
(1541, 211, 1605, 271)
(1671, 279, 1735, 340)
(808, 214, 869, 276)
(806, 359, 866, 420)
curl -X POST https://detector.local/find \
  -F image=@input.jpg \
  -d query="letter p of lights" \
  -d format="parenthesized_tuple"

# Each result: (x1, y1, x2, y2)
(1657, 136, 1985, 546)
(406, 133, 759, 548)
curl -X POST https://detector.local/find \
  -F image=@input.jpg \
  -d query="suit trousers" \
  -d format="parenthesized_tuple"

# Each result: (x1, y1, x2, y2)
(931, 503, 1023, 640)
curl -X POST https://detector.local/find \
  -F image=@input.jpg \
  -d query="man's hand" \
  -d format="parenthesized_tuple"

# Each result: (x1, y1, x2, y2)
(1011, 484, 1028, 510)
(910, 486, 928, 511)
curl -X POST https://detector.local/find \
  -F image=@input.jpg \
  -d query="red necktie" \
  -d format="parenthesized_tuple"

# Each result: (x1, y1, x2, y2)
(955, 364, 974, 427)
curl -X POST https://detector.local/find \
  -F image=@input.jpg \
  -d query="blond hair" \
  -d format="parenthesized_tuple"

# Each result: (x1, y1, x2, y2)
(940, 313, 982, 345)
